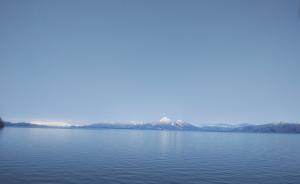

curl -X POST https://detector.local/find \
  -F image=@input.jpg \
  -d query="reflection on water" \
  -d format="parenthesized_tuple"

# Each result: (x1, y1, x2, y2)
(159, 131, 171, 155)
(0, 128, 3, 139)
(159, 131, 183, 157)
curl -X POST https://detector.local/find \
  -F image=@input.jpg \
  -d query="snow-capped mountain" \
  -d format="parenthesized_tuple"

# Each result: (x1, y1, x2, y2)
(4, 118, 300, 133)
(143, 117, 198, 130)
(83, 117, 198, 130)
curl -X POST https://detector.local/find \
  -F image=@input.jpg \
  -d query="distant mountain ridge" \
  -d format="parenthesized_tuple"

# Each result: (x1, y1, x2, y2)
(81, 121, 198, 131)
(196, 122, 300, 133)
(4, 118, 300, 133)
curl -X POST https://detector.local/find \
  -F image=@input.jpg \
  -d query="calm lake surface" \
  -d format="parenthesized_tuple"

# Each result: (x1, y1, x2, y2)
(0, 127, 300, 184)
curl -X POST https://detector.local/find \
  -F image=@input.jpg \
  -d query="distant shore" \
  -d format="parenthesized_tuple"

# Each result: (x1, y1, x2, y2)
(4, 121, 300, 134)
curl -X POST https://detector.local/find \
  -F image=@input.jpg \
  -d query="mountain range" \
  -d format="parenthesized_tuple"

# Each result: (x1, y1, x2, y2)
(3, 117, 300, 133)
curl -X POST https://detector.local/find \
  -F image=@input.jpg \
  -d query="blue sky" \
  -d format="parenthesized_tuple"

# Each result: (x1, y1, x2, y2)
(1, 0, 300, 124)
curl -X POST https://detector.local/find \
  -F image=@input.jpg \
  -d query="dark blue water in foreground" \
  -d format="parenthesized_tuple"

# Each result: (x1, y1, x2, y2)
(0, 127, 300, 184)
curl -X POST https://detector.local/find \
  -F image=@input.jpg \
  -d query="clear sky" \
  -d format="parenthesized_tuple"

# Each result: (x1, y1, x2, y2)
(1, 0, 300, 125)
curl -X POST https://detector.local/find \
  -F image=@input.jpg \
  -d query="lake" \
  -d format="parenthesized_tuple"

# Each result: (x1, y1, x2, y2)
(0, 127, 300, 184)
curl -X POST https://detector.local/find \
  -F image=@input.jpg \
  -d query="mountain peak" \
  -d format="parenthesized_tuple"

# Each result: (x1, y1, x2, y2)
(159, 117, 172, 124)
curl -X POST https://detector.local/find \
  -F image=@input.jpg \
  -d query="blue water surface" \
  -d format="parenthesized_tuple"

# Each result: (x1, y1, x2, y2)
(0, 127, 300, 184)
